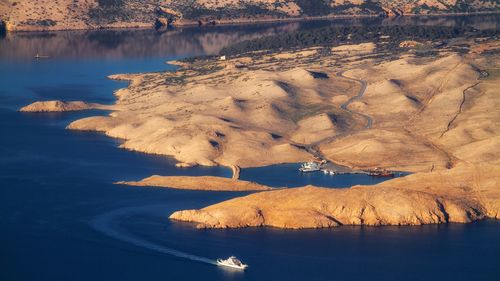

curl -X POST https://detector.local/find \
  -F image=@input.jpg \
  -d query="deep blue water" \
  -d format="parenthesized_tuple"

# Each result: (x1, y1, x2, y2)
(1, 18, 499, 281)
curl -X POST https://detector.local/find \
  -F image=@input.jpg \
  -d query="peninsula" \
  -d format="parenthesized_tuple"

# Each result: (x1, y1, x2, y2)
(19, 100, 113, 112)
(21, 24, 500, 228)
(118, 176, 272, 191)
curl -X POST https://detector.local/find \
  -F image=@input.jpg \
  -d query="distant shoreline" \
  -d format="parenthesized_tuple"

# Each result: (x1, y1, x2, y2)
(4, 11, 500, 33)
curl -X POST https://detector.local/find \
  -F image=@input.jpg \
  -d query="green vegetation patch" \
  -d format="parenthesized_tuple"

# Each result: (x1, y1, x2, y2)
(88, 0, 156, 25)
(483, 68, 500, 81)
(412, 0, 499, 13)
(21, 19, 57, 26)
(97, 0, 125, 6)
(294, 0, 383, 16)
(220, 25, 499, 56)
(89, 1, 132, 24)
(172, 2, 286, 20)
(294, 0, 333, 16)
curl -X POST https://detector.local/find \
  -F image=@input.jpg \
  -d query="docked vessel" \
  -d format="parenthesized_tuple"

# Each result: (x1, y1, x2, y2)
(216, 256, 248, 270)
(299, 162, 321, 172)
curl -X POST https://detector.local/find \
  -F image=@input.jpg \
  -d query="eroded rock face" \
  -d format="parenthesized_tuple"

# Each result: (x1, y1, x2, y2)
(170, 163, 499, 229)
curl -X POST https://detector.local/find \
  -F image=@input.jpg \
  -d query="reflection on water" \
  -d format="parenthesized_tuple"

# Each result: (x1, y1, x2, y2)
(1, 14, 498, 61)
(0, 24, 298, 60)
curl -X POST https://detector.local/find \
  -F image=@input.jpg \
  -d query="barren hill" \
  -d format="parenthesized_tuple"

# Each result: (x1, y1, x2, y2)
(20, 24, 500, 227)
(1, 0, 498, 31)
(167, 40, 500, 228)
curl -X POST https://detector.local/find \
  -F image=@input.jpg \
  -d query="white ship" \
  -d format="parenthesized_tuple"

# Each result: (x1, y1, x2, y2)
(216, 256, 248, 270)
(322, 169, 336, 175)
(299, 162, 321, 172)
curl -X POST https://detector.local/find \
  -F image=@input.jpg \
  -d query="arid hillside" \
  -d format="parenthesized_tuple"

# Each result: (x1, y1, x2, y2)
(1, 0, 498, 31)
(19, 20, 500, 228)
(167, 37, 500, 228)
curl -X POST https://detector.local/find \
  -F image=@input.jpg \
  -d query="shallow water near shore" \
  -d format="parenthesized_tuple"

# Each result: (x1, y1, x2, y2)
(1, 16, 499, 281)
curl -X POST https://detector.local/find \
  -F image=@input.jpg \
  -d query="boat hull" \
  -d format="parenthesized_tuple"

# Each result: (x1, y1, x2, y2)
(216, 259, 248, 270)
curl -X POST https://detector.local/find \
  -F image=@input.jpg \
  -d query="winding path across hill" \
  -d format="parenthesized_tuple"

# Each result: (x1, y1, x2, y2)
(227, 70, 373, 174)
(300, 71, 372, 162)
(337, 71, 372, 130)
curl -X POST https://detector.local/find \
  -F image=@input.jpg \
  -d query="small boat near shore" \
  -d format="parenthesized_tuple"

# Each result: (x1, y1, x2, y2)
(216, 256, 248, 270)
(34, 53, 49, 59)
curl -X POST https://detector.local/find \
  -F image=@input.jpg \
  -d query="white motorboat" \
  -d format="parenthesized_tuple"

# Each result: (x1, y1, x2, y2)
(299, 162, 321, 172)
(217, 256, 248, 270)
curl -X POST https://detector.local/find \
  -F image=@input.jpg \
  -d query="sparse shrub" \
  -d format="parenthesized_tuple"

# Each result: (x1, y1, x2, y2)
(22, 19, 57, 26)
(98, 0, 125, 7)
(220, 25, 499, 56)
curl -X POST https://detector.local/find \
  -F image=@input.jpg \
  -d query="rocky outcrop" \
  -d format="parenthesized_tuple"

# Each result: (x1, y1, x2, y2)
(170, 163, 499, 229)
(154, 6, 181, 29)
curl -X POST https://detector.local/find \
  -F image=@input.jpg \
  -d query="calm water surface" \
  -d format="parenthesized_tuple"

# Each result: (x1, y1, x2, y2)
(1, 17, 499, 281)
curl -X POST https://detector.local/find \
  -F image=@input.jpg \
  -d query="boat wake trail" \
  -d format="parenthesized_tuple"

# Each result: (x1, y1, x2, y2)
(91, 205, 217, 265)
